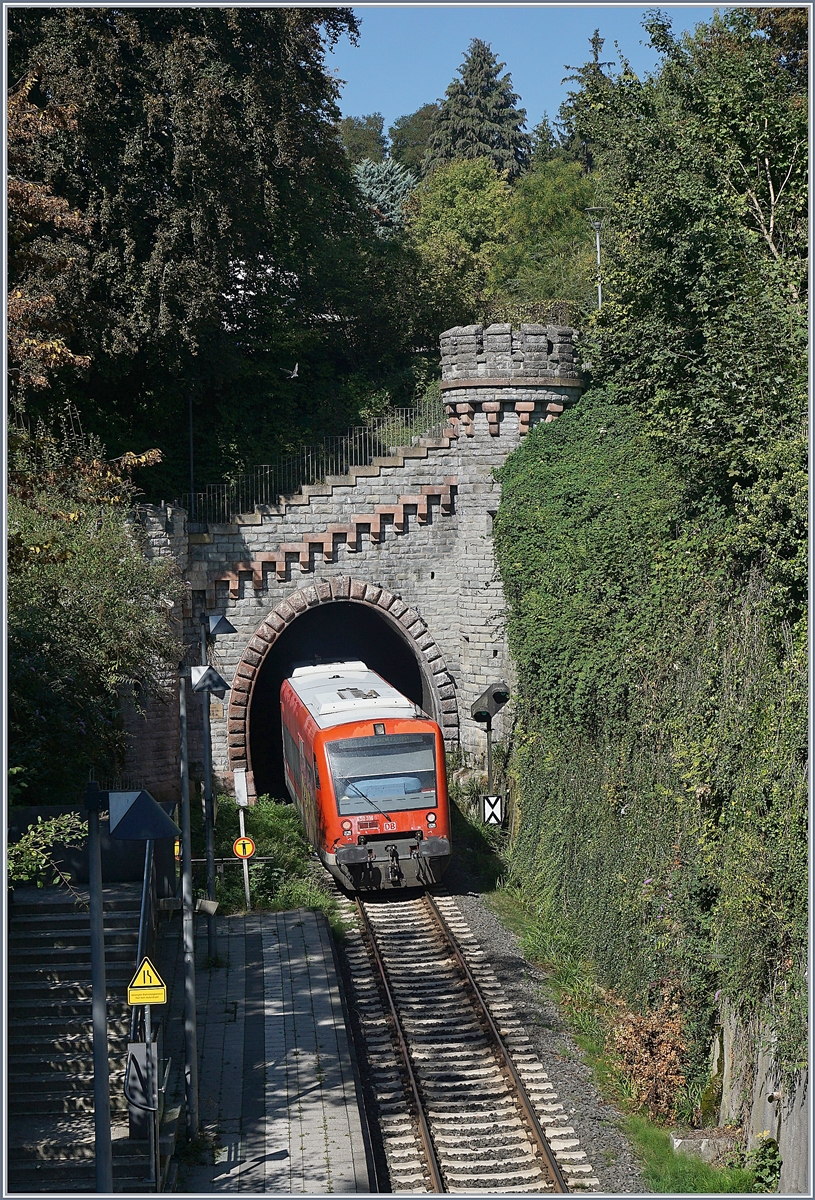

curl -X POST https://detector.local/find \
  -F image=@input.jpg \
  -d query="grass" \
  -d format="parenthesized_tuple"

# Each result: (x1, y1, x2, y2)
(625, 1117, 755, 1193)
(189, 792, 347, 935)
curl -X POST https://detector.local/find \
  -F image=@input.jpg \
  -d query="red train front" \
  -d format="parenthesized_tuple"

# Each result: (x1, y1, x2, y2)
(280, 661, 451, 890)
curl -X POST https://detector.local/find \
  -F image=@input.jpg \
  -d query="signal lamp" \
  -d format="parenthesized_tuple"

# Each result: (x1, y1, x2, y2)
(341, 820, 352, 831)
(373, 723, 385, 735)
(426, 813, 436, 825)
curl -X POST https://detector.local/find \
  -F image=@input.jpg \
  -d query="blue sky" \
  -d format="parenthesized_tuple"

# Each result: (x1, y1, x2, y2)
(326, 4, 721, 135)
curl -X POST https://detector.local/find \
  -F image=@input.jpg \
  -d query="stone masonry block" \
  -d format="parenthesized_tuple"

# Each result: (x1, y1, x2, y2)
(302, 585, 320, 606)
(350, 579, 367, 600)
(364, 585, 382, 605)
(331, 576, 351, 600)
(276, 601, 295, 623)
(377, 589, 395, 610)
(316, 582, 333, 603)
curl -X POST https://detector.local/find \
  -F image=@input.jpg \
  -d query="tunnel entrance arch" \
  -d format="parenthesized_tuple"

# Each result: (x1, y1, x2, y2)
(227, 578, 458, 801)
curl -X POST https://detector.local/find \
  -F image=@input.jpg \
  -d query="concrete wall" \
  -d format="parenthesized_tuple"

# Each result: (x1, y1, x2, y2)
(719, 1005, 809, 1193)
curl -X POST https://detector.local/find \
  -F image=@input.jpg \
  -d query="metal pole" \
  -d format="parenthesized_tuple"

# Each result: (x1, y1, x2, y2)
(200, 617, 217, 963)
(144, 1003, 156, 1188)
(486, 717, 493, 796)
(595, 226, 602, 309)
(188, 392, 195, 521)
(238, 808, 252, 911)
(85, 783, 113, 1193)
(179, 674, 200, 1138)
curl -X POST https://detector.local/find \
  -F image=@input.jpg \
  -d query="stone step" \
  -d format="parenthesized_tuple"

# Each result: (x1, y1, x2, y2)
(9, 926, 140, 945)
(7, 1091, 130, 1116)
(9, 910, 142, 932)
(7, 1052, 129, 1074)
(9, 942, 138, 963)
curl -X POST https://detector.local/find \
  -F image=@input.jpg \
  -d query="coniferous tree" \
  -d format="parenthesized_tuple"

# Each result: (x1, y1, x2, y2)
(425, 39, 530, 178)
(354, 159, 417, 237)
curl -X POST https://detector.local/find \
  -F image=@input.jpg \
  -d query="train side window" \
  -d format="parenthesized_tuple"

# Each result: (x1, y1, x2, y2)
(313, 755, 321, 789)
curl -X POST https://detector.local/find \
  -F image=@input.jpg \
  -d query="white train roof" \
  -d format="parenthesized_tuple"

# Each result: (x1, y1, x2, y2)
(287, 662, 422, 729)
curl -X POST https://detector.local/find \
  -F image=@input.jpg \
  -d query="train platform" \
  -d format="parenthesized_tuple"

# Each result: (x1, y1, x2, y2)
(159, 907, 375, 1193)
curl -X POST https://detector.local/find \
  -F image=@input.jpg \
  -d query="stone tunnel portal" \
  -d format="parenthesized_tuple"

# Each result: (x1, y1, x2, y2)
(248, 600, 433, 800)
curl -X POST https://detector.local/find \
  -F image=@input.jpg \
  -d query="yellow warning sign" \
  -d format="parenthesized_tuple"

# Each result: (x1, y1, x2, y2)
(174, 837, 181, 861)
(127, 957, 167, 1006)
(233, 835, 256, 859)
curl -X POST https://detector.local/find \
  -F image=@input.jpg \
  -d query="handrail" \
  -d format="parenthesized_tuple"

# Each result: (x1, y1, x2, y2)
(178, 395, 447, 527)
(130, 840, 156, 1043)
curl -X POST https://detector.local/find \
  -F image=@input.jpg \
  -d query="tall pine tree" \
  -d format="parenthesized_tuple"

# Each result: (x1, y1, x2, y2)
(425, 39, 530, 179)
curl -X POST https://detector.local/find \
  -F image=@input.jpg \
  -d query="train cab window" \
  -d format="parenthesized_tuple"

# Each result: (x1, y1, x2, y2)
(325, 733, 437, 816)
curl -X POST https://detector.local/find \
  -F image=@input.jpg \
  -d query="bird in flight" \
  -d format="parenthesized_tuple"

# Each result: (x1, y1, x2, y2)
(280, 363, 299, 379)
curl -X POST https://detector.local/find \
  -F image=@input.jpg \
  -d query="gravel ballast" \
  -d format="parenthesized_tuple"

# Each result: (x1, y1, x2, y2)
(441, 858, 650, 1195)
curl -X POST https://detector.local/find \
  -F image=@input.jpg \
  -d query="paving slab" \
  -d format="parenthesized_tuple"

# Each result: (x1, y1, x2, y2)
(160, 909, 373, 1193)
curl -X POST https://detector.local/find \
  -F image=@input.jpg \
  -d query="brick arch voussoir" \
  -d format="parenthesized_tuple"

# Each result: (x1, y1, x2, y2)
(226, 577, 458, 798)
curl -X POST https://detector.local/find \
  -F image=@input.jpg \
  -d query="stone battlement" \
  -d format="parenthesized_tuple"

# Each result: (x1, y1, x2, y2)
(440, 323, 584, 438)
(440, 322, 582, 385)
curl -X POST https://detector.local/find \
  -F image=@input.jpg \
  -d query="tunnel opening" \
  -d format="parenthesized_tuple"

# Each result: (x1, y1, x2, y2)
(248, 600, 433, 800)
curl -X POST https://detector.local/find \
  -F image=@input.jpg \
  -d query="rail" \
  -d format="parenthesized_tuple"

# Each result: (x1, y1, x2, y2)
(424, 893, 569, 1193)
(355, 892, 569, 1194)
(179, 396, 447, 526)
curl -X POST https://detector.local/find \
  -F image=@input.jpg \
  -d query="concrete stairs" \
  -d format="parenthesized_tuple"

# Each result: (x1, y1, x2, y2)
(6, 884, 179, 1193)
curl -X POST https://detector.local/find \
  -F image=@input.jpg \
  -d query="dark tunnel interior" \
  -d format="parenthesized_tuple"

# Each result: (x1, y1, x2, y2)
(248, 601, 430, 799)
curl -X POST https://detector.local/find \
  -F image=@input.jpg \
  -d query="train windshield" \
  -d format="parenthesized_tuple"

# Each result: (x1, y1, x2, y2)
(326, 733, 437, 815)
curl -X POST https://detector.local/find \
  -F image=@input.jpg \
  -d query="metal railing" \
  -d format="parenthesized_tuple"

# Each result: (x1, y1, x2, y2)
(180, 395, 447, 527)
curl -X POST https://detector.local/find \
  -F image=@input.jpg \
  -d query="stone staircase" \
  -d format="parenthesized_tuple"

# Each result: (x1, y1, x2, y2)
(6, 884, 179, 1193)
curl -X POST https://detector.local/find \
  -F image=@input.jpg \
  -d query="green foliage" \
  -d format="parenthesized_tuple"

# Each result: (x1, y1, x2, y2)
(425, 39, 530, 179)
(487, 158, 596, 319)
(353, 158, 417, 238)
(7, 812, 88, 886)
(7, 8, 450, 498)
(203, 796, 338, 926)
(494, 387, 806, 1096)
(7, 413, 184, 800)
(388, 104, 440, 177)
(745, 1134, 782, 1193)
(405, 157, 510, 325)
(337, 112, 387, 164)
(579, 9, 807, 624)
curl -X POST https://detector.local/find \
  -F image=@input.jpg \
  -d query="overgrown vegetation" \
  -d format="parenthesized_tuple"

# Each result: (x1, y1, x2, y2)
(189, 794, 341, 931)
(8, 411, 183, 801)
(494, 7, 807, 1142)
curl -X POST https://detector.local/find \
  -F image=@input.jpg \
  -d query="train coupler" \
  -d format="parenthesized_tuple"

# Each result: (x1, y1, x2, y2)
(385, 844, 404, 886)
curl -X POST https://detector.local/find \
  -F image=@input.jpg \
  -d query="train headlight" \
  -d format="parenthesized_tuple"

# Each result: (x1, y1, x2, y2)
(341, 820, 352, 832)
(426, 813, 436, 826)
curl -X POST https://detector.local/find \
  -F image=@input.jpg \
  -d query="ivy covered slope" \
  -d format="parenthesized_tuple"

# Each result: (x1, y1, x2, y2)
(494, 10, 806, 1102)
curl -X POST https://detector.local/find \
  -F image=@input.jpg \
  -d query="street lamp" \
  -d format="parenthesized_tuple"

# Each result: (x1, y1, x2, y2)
(586, 207, 606, 310)
(191, 613, 235, 962)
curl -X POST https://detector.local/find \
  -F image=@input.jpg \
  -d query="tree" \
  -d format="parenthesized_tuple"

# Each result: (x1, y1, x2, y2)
(8, 412, 184, 800)
(581, 9, 807, 621)
(406, 157, 510, 324)
(337, 112, 388, 163)
(487, 158, 595, 312)
(8, 8, 420, 498)
(557, 29, 616, 169)
(353, 159, 417, 237)
(425, 39, 530, 178)
(7, 74, 91, 408)
(388, 104, 440, 176)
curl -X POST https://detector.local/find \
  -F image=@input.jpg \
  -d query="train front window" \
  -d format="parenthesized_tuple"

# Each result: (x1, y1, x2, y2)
(326, 733, 437, 815)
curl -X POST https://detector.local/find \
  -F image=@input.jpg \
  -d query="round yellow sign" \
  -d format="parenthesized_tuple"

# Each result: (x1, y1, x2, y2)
(233, 835, 256, 859)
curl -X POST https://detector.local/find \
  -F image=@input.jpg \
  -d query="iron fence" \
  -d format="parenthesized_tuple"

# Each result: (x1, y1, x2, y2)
(179, 395, 447, 527)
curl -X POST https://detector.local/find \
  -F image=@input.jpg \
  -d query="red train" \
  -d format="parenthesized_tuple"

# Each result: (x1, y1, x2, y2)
(280, 661, 451, 890)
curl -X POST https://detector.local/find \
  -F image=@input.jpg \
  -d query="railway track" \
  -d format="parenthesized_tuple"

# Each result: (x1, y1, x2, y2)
(338, 888, 600, 1193)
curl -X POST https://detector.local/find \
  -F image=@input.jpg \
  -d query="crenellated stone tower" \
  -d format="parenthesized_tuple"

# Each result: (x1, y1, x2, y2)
(123, 325, 585, 803)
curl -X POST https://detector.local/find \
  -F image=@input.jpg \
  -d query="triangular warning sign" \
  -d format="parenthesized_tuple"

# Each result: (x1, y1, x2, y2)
(127, 956, 167, 1006)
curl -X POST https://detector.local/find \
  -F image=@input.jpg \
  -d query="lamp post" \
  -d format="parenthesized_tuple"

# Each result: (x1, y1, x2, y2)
(192, 613, 236, 961)
(586, 207, 605, 310)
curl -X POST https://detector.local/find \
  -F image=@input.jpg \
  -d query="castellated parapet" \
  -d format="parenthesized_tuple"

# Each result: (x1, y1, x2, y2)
(440, 322, 584, 437)
(122, 324, 586, 802)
